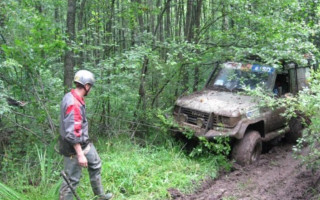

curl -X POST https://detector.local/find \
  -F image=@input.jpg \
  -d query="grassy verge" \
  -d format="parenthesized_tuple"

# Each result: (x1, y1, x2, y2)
(77, 135, 227, 199)
(2, 134, 229, 200)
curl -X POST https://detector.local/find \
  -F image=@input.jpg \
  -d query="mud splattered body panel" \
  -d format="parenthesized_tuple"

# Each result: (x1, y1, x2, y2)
(173, 62, 289, 140)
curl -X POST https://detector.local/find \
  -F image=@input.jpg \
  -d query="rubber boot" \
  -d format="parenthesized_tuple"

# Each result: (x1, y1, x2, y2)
(87, 145, 112, 200)
(90, 175, 113, 199)
(97, 193, 113, 200)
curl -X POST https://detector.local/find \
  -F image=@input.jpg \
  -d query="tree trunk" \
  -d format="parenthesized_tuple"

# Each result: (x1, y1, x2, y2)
(174, 0, 179, 39)
(105, 0, 115, 56)
(78, 0, 86, 68)
(165, 0, 171, 38)
(193, 0, 202, 92)
(54, 3, 60, 41)
(153, 0, 171, 58)
(194, 0, 202, 42)
(221, 2, 228, 30)
(149, 0, 155, 34)
(64, 0, 76, 92)
(137, 56, 149, 111)
(155, 0, 162, 41)
(185, 0, 193, 41)
(136, 0, 144, 32)
(106, 0, 115, 126)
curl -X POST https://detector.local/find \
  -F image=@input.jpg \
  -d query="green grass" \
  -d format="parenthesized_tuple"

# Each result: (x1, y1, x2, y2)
(2, 134, 228, 200)
(0, 182, 26, 200)
(76, 135, 224, 199)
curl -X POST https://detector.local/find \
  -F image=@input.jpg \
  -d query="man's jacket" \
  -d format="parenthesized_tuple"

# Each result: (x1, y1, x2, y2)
(59, 89, 89, 156)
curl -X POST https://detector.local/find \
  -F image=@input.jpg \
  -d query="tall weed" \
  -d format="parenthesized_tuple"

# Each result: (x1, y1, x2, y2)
(75, 135, 227, 199)
(1, 135, 228, 199)
(0, 182, 25, 200)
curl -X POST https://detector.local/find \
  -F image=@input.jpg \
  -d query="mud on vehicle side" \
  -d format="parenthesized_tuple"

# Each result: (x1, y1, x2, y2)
(173, 62, 310, 165)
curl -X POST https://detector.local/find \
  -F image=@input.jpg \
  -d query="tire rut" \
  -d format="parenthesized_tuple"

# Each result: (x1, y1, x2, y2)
(170, 143, 320, 200)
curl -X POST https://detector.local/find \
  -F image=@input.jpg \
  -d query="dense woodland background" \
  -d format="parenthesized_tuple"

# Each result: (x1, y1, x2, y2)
(1, 0, 320, 199)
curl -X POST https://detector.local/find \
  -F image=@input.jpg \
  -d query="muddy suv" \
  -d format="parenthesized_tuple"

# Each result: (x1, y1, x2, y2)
(173, 62, 310, 165)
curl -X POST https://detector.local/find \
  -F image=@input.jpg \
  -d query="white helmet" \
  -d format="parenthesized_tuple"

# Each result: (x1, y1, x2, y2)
(74, 70, 95, 86)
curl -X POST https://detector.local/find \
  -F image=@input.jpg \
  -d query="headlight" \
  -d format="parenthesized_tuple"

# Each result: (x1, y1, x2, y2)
(219, 116, 241, 127)
(178, 114, 188, 122)
(196, 118, 205, 127)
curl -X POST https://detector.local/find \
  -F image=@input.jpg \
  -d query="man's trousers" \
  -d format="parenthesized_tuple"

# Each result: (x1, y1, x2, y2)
(59, 144, 105, 200)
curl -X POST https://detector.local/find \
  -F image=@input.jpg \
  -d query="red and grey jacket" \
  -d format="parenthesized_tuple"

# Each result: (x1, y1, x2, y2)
(59, 89, 89, 149)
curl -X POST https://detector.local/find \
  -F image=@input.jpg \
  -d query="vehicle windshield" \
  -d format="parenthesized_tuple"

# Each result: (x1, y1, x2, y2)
(207, 62, 276, 92)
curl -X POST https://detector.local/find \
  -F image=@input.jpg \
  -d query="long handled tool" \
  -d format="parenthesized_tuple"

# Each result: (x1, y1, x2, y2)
(60, 171, 81, 200)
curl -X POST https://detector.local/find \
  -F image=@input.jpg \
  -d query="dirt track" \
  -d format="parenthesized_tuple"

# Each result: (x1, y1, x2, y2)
(169, 143, 320, 200)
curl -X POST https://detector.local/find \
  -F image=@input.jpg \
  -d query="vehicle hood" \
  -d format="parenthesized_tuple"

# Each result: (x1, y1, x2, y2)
(175, 90, 258, 117)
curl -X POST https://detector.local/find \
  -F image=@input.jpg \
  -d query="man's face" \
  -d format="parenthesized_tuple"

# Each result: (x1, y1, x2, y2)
(84, 84, 92, 96)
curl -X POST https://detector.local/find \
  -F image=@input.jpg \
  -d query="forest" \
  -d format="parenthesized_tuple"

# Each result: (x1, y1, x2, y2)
(1, 0, 320, 199)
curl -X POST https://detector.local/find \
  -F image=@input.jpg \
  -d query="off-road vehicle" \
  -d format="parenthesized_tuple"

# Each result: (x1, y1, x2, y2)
(173, 62, 310, 165)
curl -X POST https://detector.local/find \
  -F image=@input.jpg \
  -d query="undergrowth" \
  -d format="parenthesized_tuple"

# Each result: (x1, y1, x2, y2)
(0, 133, 229, 200)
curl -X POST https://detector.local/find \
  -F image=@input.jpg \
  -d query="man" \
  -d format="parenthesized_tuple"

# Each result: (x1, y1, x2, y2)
(59, 70, 112, 200)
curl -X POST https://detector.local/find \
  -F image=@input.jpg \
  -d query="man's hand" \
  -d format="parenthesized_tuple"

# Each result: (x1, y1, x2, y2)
(77, 154, 88, 167)
(73, 143, 88, 167)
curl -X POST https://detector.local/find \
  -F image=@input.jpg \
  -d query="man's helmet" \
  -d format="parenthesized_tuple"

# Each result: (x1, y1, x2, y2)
(74, 70, 95, 86)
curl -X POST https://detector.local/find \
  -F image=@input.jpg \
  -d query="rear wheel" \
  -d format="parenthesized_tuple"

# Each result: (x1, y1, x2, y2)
(232, 130, 262, 166)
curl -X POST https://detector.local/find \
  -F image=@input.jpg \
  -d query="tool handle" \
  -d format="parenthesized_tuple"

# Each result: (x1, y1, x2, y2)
(60, 171, 81, 200)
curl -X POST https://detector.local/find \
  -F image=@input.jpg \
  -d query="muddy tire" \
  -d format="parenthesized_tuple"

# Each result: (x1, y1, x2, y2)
(232, 131, 262, 166)
(285, 118, 303, 143)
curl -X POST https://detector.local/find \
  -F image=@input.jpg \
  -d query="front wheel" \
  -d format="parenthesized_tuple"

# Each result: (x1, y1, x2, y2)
(232, 131, 262, 166)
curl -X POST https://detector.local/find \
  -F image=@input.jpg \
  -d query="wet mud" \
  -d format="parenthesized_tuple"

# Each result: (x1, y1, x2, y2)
(169, 143, 320, 200)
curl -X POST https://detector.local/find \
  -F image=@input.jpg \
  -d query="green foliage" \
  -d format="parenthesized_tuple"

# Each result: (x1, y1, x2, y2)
(291, 70, 320, 169)
(189, 137, 231, 159)
(243, 68, 320, 170)
(1, 135, 226, 200)
(0, 80, 10, 116)
(77, 136, 222, 200)
(0, 182, 25, 200)
(206, 0, 318, 66)
(243, 86, 280, 109)
(157, 110, 231, 160)
(1, 0, 320, 199)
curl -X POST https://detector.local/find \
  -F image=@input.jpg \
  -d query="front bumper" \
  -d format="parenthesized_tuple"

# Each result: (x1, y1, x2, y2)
(175, 119, 244, 139)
